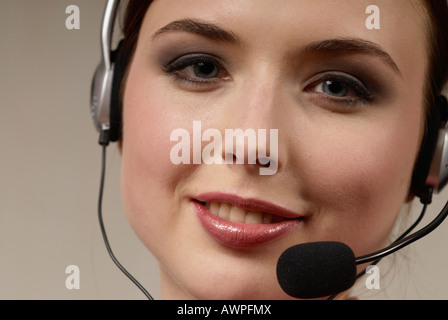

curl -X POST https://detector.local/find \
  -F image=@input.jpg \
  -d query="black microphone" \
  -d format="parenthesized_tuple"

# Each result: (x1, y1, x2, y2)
(277, 242, 357, 299)
(276, 196, 448, 299)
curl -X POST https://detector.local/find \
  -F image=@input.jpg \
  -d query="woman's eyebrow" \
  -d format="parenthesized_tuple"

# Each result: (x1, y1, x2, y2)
(300, 38, 401, 75)
(152, 20, 400, 75)
(152, 18, 240, 44)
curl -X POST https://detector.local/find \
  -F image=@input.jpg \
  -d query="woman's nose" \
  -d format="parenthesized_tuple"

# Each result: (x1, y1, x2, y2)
(217, 74, 286, 176)
(221, 127, 278, 176)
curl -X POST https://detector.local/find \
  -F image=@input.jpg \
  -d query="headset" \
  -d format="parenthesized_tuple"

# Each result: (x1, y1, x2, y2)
(90, 0, 448, 299)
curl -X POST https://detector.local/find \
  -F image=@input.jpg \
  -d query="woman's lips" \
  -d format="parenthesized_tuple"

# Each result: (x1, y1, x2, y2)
(192, 193, 304, 248)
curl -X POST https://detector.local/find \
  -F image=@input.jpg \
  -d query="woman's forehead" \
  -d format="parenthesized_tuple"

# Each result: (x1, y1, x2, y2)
(142, 0, 428, 39)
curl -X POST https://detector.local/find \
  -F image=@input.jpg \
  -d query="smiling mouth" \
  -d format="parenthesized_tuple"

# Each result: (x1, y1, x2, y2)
(199, 201, 301, 225)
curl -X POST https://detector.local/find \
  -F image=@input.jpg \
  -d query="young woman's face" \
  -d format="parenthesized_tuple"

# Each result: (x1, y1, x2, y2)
(121, 0, 428, 299)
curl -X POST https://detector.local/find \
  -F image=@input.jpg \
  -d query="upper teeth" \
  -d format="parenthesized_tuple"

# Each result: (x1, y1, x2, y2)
(205, 202, 280, 224)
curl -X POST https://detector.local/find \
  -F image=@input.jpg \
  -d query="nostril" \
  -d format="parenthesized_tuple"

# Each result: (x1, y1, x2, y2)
(258, 157, 271, 167)
(224, 153, 238, 164)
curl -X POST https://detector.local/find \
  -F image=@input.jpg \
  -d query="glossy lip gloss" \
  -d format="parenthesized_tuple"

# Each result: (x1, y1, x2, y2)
(192, 192, 304, 248)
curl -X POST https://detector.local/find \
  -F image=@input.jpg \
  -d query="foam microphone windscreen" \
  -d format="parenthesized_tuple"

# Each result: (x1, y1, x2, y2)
(276, 242, 357, 299)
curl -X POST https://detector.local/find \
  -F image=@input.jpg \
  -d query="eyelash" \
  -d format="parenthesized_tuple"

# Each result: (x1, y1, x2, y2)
(162, 54, 229, 87)
(162, 54, 374, 103)
(305, 73, 374, 104)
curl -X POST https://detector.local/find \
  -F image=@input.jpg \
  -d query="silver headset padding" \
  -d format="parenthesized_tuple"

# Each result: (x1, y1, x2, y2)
(91, 60, 115, 133)
(90, 0, 120, 133)
(427, 124, 448, 193)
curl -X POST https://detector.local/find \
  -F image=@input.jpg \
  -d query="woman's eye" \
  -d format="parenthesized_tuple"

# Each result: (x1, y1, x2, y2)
(307, 74, 373, 103)
(184, 61, 220, 79)
(163, 54, 229, 84)
(318, 80, 349, 97)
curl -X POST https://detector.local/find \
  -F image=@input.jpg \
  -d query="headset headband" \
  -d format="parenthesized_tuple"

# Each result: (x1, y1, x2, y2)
(90, 0, 120, 134)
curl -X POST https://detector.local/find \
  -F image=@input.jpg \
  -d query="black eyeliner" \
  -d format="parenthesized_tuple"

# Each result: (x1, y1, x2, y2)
(163, 53, 220, 74)
(320, 73, 374, 102)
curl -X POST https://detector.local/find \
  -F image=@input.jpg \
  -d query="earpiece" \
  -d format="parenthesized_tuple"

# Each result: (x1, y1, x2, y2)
(424, 95, 448, 195)
(90, 0, 122, 142)
(90, 0, 448, 199)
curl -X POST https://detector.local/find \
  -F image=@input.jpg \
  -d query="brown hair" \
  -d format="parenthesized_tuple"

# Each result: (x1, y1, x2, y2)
(121, 0, 153, 65)
(412, 0, 448, 197)
(425, 0, 448, 100)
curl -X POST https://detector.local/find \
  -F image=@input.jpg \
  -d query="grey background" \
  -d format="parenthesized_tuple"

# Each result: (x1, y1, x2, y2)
(0, 0, 447, 299)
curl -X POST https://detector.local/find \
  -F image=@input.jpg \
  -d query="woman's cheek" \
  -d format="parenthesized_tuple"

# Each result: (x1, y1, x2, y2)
(120, 72, 186, 248)
(298, 114, 420, 254)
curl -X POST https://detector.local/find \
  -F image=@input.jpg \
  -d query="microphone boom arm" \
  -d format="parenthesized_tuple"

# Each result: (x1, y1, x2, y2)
(355, 199, 448, 265)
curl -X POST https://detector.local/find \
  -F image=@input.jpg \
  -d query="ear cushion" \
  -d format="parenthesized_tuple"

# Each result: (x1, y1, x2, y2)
(109, 40, 129, 142)
(411, 96, 448, 199)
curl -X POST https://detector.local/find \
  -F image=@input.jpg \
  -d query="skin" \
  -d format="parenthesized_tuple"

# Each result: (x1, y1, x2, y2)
(120, 0, 429, 299)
